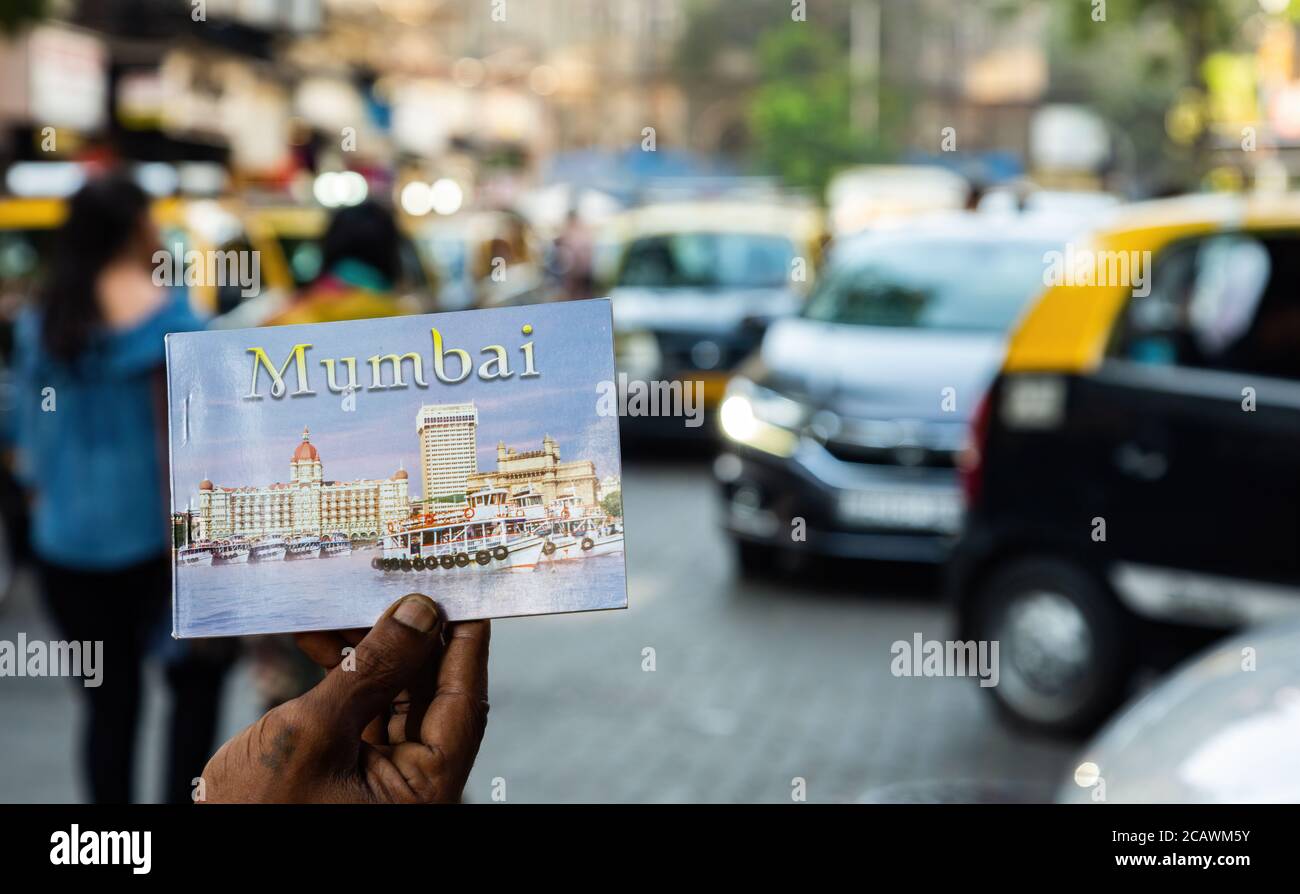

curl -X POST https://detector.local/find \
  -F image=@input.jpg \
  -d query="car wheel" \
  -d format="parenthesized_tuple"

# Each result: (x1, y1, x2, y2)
(971, 556, 1134, 737)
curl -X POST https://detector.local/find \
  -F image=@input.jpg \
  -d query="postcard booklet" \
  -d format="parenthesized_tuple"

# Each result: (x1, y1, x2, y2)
(166, 298, 627, 638)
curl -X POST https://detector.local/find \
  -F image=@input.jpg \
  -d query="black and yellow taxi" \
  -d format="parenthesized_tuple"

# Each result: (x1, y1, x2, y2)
(953, 192, 1300, 735)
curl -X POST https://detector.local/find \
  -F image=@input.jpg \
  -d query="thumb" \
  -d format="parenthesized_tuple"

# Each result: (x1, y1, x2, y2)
(307, 594, 444, 738)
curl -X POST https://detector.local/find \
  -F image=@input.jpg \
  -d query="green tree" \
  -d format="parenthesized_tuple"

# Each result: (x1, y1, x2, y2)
(601, 490, 622, 518)
(748, 22, 891, 196)
(1047, 0, 1261, 190)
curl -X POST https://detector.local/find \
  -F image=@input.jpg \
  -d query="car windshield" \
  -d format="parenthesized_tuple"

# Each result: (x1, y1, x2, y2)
(803, 237, 1057, 331)
(617, 232, 795, 289)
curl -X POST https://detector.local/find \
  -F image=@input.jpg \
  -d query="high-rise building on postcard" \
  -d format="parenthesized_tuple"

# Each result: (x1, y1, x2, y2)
(167, 300, 626, 638)
(417, 402, 479, 500)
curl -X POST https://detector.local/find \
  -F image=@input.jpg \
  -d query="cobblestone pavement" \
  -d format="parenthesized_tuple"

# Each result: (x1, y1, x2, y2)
(0, 458, 1075, 803)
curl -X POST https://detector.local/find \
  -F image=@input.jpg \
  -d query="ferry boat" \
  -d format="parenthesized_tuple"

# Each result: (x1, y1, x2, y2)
(322, 533, 353, 558)
(582, 528, 625, 557)
(541, 525, 625, 562)
(288, 534, 321, 559)
(214, 538, 250, 564)
(177, 543, 214, 567)
(374, 488, 623, 573)
(251, 536, 287, 562)
(374, 490, 547, 573)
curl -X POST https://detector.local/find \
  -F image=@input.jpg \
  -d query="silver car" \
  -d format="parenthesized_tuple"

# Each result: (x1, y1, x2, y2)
(716, 212, 1087, 570)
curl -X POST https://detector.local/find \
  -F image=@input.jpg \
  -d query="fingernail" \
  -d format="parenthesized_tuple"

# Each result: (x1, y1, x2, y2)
(394, 597, 437, 633)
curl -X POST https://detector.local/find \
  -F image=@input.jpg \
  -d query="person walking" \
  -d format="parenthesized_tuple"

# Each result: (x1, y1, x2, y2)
(10, 174, 234, 803)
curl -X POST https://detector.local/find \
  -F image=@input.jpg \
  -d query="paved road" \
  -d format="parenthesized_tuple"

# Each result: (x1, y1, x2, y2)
(0, 458, 1075, 803)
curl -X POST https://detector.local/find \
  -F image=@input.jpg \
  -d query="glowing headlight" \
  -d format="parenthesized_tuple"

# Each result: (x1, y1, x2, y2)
(719, 393, 757, 442)
(719, 378, 804, 457)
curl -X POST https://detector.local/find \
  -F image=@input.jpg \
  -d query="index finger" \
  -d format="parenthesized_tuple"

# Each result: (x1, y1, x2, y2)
(419, 619, 491, 749)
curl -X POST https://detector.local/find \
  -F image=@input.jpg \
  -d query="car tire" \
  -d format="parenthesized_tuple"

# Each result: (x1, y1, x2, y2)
(970, 556, 1134, 738)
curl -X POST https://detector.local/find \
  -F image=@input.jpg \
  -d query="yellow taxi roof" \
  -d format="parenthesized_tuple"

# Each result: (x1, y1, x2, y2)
(0, 197, 68, 230)
(1004, 191, 1300, 375)
(240, 204, 327, 236)
(1092, 191, 1300, 239)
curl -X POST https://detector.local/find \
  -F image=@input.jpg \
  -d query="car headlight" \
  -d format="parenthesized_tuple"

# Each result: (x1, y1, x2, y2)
(719, 378, 805, 457)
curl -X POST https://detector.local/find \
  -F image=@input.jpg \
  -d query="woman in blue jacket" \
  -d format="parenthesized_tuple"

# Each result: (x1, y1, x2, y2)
(12, 174, 233, 803)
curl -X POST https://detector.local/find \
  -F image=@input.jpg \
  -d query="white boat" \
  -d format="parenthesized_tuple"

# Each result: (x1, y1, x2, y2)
(252, 536, 287, 562)
(376, 530, 546, 574)
(215, 539, 250, 564)
(288, 535, 321, 559)
(375, 511, 545, 574)
(582, 530, 625, 557)
(177, 544, 214, 567)
(542, 529, 624, 561)
(322, 533, 352, 557)
(376, 489, 621, 573)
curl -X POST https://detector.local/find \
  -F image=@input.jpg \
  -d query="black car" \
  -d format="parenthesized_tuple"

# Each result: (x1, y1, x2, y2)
(952, 196, 1300, 736)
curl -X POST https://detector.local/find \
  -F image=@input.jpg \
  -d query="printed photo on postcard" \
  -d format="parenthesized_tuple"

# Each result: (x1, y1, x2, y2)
(166, 298, 627, 638)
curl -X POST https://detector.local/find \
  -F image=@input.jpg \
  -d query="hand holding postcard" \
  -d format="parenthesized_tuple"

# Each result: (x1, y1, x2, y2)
(166, 298, 627, 638)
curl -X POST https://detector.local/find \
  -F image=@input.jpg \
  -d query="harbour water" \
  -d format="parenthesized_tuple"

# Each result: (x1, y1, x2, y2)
(175, 548, 627, 637)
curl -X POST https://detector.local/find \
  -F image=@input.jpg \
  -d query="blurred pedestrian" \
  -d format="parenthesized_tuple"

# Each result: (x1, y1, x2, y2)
(11, 174, 235, 803)
(550, 208, 595, 300)
(265, 200, 415, 326)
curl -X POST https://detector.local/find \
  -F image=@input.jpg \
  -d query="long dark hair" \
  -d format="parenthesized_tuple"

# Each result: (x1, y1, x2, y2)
(40, 174, 151, 362)
(319, 200, 402, 286)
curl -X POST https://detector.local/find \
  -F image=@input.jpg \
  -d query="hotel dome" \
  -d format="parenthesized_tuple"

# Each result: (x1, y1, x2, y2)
(293, 427, 320, 462)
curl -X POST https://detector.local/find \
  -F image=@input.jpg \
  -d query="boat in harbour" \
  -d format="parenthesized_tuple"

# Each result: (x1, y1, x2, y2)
(375, 488, 621, 574)
(214, 538, 250, 564)
(375, 503, 545, 573)
(288, 534, 322, 559)
(322, 532, 353, 558)
(251, 535, 287, 562)
(177, 542, 214, 567)
(542, 525, 625, 562)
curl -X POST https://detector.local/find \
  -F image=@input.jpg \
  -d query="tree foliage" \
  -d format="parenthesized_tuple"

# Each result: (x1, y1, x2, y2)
(747, 22, 890, 197)
(601, 490, 622, 518)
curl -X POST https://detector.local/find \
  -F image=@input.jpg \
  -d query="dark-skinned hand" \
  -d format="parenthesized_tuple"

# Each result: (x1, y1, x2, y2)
(199, 594, 489, 803)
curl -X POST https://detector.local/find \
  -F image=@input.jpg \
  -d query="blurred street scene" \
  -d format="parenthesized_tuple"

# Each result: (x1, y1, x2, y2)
(2, 0, 1300, 803)
(2, 460, 1075, 803)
